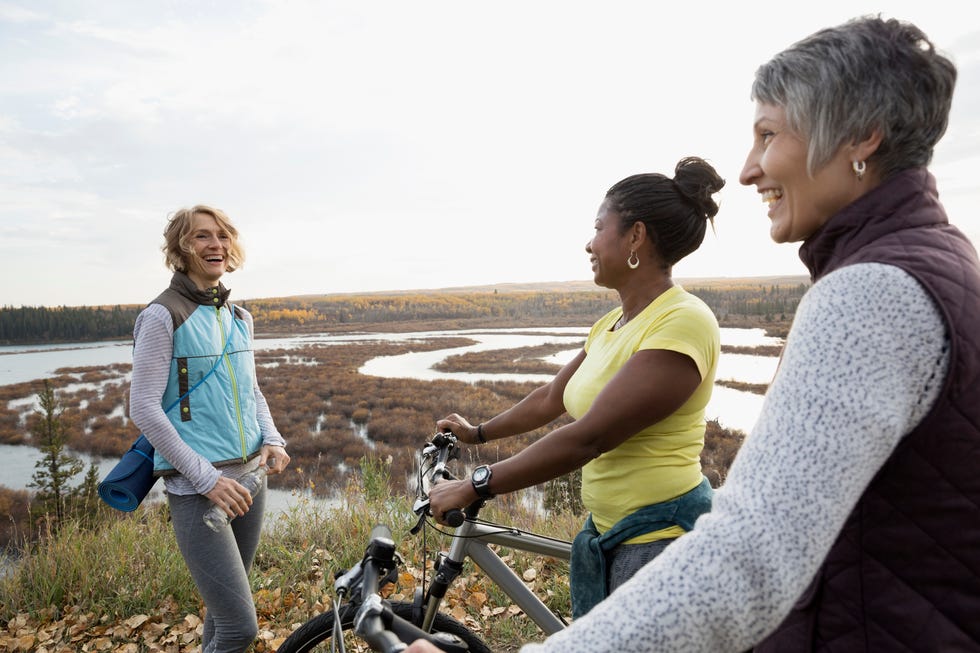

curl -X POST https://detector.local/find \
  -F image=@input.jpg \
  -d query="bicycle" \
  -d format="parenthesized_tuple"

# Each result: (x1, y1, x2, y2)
(276, 432, 573, 652)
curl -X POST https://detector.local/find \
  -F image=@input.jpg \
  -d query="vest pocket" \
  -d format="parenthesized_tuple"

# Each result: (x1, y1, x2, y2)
(177, 357, 192, 422)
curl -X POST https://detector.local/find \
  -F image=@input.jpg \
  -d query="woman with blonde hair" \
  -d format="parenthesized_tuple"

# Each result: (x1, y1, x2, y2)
(130, 205, 290, 653)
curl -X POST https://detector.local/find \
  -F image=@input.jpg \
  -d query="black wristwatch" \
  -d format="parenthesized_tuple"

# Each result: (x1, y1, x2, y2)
(471, 464, 495, 500)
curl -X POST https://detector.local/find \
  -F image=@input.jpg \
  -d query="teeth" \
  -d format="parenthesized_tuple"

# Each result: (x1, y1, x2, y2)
(762, 189, 783, 205)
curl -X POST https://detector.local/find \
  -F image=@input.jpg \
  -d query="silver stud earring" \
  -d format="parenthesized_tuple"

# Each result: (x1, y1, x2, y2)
(627, 251, 640, 270)
(852, 160, 866, 180)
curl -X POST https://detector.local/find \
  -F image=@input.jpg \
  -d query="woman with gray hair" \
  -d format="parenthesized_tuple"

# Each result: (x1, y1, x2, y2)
(406, 14, 979, 653)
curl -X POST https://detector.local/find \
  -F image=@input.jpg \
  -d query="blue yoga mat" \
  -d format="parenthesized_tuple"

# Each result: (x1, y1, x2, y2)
(98, 434, 158, 511)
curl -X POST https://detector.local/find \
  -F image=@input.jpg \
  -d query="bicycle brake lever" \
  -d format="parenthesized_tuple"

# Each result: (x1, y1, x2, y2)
(334, 559, 364, 594)
(412, 497, 430, 515)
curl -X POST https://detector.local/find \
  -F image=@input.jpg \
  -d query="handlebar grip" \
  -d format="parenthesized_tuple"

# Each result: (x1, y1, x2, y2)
(443, 509, 465, 527)
(432, 431, 452, 447)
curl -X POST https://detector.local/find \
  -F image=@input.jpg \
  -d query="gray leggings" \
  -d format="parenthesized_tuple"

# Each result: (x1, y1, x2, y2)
(168, 481, 265, 653)
(607, 537, 675, 594)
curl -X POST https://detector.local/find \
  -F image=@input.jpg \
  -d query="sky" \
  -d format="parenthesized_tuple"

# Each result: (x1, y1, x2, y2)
(1, 1, 978, 308)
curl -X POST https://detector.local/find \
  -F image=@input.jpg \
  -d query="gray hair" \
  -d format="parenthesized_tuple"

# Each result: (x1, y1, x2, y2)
(751, 15, 956, 178)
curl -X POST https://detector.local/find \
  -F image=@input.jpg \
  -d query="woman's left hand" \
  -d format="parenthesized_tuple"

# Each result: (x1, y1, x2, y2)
(426, 478, 478, 524)
(260, 445, 290, 475)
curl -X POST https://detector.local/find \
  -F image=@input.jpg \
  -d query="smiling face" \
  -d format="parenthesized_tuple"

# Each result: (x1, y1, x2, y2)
(184, 211, 231, 288)
(739, 102, 864, 244)
(586, 199, 631, 289)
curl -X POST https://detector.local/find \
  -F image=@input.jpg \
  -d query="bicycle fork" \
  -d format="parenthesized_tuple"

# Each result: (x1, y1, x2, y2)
(417, 521, 474, 631)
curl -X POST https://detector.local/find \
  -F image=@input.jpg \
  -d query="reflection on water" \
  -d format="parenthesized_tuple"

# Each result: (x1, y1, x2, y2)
(1, 326, 781, 498)
(0, 442, 166, 504)
(359, 330, 588, 384)
(0, 442, 337, 519)
(717, 353, 778, 386)
(358, 327, 778, 433)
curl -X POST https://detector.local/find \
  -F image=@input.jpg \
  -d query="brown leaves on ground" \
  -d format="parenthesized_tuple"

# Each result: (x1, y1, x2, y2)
(0, 602, 293, 653)
(1, 548, 563, 652)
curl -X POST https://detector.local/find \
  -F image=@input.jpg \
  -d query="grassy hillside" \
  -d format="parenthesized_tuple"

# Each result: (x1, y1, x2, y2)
(1, 459, 579, 652)
(0, 279, 795, 650)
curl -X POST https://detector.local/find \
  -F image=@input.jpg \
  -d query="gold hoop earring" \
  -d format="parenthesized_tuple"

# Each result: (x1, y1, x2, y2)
(627, 251, 640, 270)
(852, 160, 866, 180)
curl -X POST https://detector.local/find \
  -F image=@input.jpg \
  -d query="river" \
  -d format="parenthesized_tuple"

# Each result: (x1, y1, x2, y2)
(1, 326, 780, 502)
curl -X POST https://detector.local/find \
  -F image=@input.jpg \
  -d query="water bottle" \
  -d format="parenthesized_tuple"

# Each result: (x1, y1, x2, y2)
(203, 466, 268, 532)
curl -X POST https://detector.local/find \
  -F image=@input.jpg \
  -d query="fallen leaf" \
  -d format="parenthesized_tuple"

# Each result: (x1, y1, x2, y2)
(466, 591, 488, 609)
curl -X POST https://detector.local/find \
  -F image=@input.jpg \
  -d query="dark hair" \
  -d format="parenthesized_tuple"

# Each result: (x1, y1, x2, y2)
(751, 15, 956, 177)
(605, 157, 725, 266)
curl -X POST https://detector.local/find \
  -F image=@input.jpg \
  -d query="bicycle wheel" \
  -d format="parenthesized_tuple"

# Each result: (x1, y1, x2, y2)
(277, 600, 492, 653)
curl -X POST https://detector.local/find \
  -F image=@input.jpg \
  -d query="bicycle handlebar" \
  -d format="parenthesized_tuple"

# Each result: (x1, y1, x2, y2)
(415, 432, 466, 527)
(351, 524, 470, 652)
(354, 525, 405, 653)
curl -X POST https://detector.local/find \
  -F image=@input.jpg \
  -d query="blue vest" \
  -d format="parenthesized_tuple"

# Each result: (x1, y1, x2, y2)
(151, 278, 263, 474)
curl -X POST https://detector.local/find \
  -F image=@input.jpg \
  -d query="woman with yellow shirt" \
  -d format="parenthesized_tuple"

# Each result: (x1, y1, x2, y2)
(427, 156, 724, 618)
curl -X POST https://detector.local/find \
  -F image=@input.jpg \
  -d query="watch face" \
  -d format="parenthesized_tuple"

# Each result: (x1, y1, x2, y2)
(473, 466, 489, 483)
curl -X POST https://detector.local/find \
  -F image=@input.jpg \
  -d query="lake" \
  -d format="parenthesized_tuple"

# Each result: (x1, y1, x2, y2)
(1, 326, 780, 500)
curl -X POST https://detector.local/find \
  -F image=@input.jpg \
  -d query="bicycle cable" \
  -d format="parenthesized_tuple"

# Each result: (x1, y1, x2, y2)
(413, 515, 571, 546)
(331, 587, 346, 653)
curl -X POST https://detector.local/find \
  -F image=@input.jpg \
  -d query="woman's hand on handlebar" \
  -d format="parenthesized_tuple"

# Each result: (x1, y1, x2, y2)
(404, 638, 445, 653)
(435, 413, 481, 445)
(427, 477, 478, 525)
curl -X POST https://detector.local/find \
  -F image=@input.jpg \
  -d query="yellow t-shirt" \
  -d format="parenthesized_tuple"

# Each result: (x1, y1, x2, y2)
(563, 285, 719, 542)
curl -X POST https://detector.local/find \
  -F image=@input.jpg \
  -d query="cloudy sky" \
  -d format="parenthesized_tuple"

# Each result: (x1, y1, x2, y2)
(2, 1, 978, 308)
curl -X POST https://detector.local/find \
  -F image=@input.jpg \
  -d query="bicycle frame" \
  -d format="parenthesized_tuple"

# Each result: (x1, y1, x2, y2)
(421, 516, 571, 636)
(276, 432, 575, 653)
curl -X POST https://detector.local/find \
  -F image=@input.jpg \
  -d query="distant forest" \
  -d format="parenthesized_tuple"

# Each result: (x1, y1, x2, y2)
(0, 277, 810, 344)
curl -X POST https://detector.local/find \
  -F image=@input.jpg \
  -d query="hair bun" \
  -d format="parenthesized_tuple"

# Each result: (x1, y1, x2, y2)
(673, 156, 725, 220)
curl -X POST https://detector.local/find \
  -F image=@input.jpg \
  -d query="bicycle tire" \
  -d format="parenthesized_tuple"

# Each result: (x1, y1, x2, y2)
(277, 600, 493, 653)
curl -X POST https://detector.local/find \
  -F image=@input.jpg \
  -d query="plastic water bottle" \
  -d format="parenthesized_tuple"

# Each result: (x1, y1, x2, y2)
(203, 466, 268, 532)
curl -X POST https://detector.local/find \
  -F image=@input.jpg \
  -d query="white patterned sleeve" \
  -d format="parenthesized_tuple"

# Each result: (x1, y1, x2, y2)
(129, 303, 221, 494)
(521, 263, 948, 653)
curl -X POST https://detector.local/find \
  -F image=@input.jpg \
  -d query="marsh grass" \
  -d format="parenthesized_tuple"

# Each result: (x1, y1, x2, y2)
(1, 456, 579, 652)
(1, 505, 199, 619)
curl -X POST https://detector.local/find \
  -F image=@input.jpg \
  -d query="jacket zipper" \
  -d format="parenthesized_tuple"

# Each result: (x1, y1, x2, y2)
(217, 306, 248, 462)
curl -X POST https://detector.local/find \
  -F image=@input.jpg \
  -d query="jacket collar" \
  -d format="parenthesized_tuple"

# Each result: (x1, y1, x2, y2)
(169, 271, 232, 308)
(798, 168, 945, 282)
